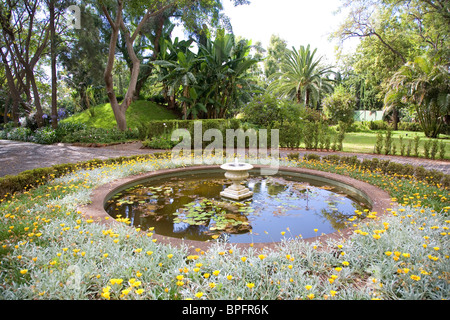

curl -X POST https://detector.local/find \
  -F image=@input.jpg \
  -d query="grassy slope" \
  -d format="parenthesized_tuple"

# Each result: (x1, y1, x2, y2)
(61, 100, 179, 129)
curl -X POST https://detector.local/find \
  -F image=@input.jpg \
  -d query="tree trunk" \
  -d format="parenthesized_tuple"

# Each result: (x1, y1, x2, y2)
(103, 1, 126, 130)
(102, 1, 173, 131)
(50, 0, 58, 129)
(392, 107, 399, 131)
(1, 51, 21, 126)
(26, 67, 44, 127)
(4, 95, 10, 124)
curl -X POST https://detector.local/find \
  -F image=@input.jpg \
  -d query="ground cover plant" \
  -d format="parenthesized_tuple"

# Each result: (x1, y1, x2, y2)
(0, 154, 448, 300)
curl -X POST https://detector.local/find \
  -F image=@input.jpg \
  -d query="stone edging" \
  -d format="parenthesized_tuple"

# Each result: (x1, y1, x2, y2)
(78, 165, 393, 253)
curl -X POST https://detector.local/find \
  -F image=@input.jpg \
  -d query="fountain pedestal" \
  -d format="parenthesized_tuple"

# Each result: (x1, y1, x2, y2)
(220, 160, 253, 200)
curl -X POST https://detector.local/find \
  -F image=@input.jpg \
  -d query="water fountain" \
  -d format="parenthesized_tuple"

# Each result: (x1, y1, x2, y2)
(220, 158, 254, 200)
(96, 163, 391, 245)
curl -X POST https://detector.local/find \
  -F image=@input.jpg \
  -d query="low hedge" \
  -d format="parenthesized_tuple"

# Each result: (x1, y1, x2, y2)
(0, 153, 170, 197)
(2, 151, 448, 199)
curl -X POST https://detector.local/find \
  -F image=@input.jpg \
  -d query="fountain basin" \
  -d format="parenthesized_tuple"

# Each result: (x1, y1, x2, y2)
(79, 165, 392, 252)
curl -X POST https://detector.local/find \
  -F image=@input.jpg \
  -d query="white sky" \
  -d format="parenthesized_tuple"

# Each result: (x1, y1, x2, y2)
(220, 0, 357, 64)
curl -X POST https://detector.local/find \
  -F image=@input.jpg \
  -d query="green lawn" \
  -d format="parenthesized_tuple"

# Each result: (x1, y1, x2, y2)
(341, 131, 450, 159)
(61, 100, 180, 129)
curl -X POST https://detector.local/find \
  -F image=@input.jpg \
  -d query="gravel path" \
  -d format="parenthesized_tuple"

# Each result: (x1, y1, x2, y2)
(0, 139, 448, 177)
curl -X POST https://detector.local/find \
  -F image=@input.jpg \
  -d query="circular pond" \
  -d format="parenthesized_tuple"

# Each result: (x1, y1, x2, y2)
(104, 169, 371, 243)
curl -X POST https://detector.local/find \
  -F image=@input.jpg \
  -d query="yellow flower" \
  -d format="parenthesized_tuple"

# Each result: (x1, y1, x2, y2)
(307, 293, 315, 299)
(195, 292, 204, 298)
(167, 254, 174, 259)
(330, 290, 337, 297)
(176, 275, 184, 281)
(135, 288, 144, 295)
(203, 273, 210, 279)
(227, 275, 233, 280)
(258, 254, 266, 260)
(246, 282, 255, 289)
(241, 257, 247, 262)
(209, 282, 216, 289)
(20, 269, 28, 275)
(342, 261, 349, 266)
(121, 288, 131, 296)
(410, 275, 421, 281)
(110, 278, 123, 285)
(305, 285, 312, 290)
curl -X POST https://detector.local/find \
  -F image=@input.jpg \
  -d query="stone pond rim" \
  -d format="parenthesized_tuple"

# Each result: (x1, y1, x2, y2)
(78, 165, 393, 253)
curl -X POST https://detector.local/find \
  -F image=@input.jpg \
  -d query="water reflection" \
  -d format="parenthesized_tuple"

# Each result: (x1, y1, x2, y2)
(105, 172, 370, 243)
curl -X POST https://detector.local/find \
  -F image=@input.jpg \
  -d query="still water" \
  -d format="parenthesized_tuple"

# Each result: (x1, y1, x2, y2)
(105, 170, 370, 243)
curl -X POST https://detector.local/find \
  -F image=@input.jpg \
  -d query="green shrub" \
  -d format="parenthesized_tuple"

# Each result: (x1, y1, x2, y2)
(62, 127, 138, 144)
(413, 135, 421, 157)
(399, 135, 405, 156)
(397, 122, 422, 132)
(340, 155, 360, 166)
(278, 121, 302, 149)
(286, 153, 299, 160)
(143, 134, 178, 149)
(384, 128, 392, 155)
(7, 127, 32, 142)
(391, 143, 397, 155)
(322, 85, 356, 126)
(322, 154, 341, 164)
(31, 127, 58, 144)
(303, 122, 315, 149)
(368, 120, 390, 130)
(375, 132, 383, 154)
(439, 141, 446, 160)
(55, 122, 87, 140)
(406, 140, 412, 157)
(303, 153, 321, 161)
(423, 140, 431, 158)
(242, 94, 301, 128)
(430, 139, 438, 160)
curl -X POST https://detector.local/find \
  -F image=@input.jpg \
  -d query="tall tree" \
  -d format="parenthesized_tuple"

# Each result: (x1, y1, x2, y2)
(263, 34, 288, 80)
(267, 45, 334, 107)
(59, 3, 108, 113)
(48, 0, 57, 128)
(0, 0, 50, 127)
(384, 55, 449, 138)
(333, 0, 449, 128)
(101, 0, 175, 130)
(101, 0, 251, 129)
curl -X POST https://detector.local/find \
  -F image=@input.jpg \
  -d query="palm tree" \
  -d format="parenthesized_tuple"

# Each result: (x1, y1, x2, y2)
(153, 48, 200, 119)
(384, 55, 449, 138)
(198, 33, 259, 118)
(268, 45, 334, 107)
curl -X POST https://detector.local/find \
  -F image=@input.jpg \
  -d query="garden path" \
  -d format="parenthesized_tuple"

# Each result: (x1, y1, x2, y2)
(0, 139, 448, 177)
